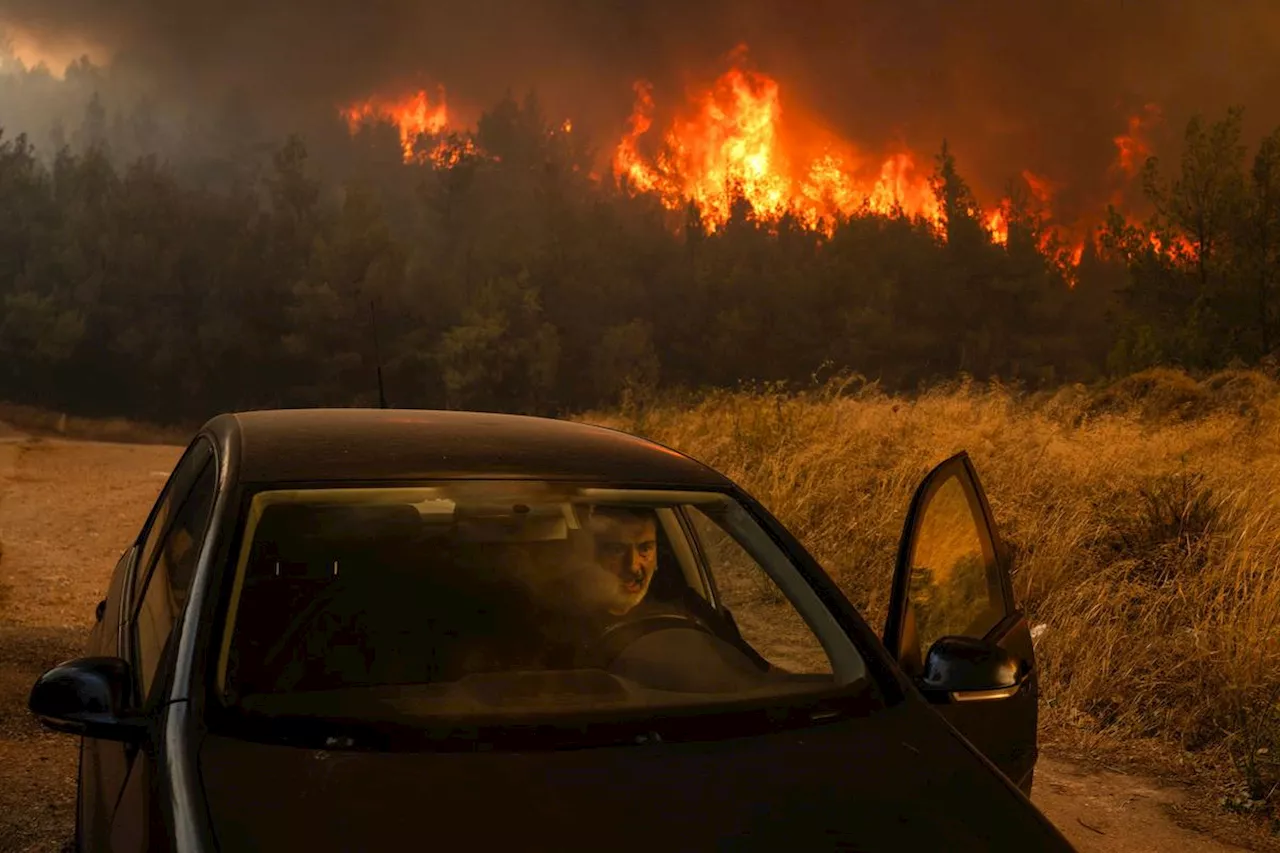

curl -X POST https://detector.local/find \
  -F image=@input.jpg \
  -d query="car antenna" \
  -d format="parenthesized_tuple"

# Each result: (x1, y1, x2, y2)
(369, 298, 388, 409)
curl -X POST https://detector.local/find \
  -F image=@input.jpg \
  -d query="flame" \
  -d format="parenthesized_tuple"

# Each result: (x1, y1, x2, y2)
(615, 81, 661, 195)
(341, 87, 452, 163)
(613, 52, 949, 232)
(336, 53, 1194, 270)
(1021, 170, 1055, 207)
(865, 153, 941, 222)
(985, 208, 1009, 245)
(615, 66, 795, 224)
(1113, 104, 1161, 179)
(1149, 231, 1198, 258)
(608, 51, 1190, 265)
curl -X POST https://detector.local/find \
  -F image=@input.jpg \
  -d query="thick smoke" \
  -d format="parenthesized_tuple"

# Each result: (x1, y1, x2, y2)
(1, 0, 1278, 212)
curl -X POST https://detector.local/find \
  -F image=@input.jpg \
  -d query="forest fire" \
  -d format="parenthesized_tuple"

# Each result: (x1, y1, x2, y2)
(607, 50, 1181, 264)
(1113, 104, 1161, 180)
(338, 48, 1179, 266)
(612, 55, 946, 233)
(340, 87, 451, 163)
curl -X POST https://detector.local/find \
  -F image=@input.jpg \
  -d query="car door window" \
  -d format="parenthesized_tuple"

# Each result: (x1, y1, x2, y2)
(93, 546, 136, 657)
(133, 456, 218, 700)
(132, 440, 214, 608)
(905, 471, 1007, 662)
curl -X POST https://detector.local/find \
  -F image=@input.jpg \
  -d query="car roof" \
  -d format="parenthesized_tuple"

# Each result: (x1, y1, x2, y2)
(201, 408, 732, 487)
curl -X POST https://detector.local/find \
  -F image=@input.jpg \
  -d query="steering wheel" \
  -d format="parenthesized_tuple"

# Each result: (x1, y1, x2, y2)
(258, 583, 360, 687)
(587, 611, 715, 669)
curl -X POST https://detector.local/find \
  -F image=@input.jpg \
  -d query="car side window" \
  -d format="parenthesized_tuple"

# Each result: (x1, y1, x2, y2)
(906, 472, 1008, 660)
(685, 506, 833, 675)
(133, 457, 218, 701)
(132, 440, 214, 607)
(93, 547, 136, 656)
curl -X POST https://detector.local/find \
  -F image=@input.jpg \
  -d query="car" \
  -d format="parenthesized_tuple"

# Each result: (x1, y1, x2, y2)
(29, 408, 1074, 851)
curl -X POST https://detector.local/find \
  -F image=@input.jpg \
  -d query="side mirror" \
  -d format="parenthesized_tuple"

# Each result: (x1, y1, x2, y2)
(28, 657, 148, 742)
(920, 636, 1023, 703)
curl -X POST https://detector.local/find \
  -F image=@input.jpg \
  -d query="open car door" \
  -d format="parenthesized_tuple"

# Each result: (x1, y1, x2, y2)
(883, 452, 1039, 795)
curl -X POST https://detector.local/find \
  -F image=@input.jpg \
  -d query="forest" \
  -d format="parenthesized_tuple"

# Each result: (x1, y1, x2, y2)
(0, 79, 1278, 424)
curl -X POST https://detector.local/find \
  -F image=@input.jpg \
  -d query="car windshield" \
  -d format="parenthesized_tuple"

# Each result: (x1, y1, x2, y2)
(215, 482, 866, 725)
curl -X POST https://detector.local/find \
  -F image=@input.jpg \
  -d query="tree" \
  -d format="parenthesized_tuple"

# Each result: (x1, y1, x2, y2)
(1144, 110, 1247, 364)
(71, 92, 108, 155)
(1240, 127, 1280, 356)
(593, 319, 661, 405)
(1105, 109, 1275, 370)
(931, 141, 985, 248)
(928, 142, 1008, 377)
(434, 272, 560, 413)
(0, 291, 84, 398)
(283, 184, 406, 406)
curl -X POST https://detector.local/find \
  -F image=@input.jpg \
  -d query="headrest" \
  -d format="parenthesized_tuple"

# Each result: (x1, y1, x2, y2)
(249, 502, 423, 569)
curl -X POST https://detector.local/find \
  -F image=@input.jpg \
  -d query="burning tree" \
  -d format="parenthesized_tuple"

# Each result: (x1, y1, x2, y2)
(1102, 108, 1280, 372)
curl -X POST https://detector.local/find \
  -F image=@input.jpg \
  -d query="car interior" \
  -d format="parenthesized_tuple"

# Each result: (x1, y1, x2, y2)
(220, 497, 788, 707)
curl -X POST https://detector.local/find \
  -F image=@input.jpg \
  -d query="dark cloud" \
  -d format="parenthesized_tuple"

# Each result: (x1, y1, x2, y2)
(1, 0, 1278, 211)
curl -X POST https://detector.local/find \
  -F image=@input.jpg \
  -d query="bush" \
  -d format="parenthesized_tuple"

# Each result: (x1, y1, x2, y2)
(1087, 367, 1209, 422)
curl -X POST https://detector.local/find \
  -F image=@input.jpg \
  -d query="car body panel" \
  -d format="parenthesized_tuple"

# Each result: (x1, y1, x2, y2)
(206, 409, 731, 486)
(79, 436, 220, 851)
(80, 546, 135, 849)
(198, 696, 1069, 852)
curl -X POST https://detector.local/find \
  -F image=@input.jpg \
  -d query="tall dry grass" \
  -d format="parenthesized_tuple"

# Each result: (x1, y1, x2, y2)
(585, 368, 1280, 814)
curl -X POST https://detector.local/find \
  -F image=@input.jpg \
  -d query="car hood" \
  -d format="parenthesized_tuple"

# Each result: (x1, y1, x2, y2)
(197, 696, 1071, 852)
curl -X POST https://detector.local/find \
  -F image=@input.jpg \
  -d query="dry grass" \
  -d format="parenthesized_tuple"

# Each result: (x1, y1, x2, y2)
(0, 402, 191, 446)
(585, 369, 1280, 822)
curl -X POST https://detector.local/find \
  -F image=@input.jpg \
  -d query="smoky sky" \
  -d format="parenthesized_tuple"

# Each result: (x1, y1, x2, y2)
(3, 0, 1280, 213)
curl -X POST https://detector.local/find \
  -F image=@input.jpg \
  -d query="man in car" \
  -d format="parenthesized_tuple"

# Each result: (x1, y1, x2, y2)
(587, 505, 660, 617)
(578, 506, 771, 674)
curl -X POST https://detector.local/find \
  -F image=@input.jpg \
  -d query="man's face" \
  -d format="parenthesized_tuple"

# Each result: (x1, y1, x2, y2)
(590, 511, 658, 615)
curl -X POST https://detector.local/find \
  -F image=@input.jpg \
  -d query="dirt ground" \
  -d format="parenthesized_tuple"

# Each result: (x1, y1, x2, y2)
(0, 431, 1275, 852)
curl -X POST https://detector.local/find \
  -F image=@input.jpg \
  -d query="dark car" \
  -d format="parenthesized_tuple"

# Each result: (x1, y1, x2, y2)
(30, 409, 1073, 851)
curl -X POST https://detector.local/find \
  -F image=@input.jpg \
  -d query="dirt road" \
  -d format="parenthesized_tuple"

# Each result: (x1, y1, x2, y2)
(0, 432, 1270, 851)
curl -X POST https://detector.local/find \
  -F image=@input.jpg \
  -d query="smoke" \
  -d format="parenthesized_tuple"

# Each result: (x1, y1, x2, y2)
(1, 0, 1278, 212)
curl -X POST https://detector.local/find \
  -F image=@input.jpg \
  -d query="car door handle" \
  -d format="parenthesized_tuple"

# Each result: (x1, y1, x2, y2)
(95, 599, 107, 623)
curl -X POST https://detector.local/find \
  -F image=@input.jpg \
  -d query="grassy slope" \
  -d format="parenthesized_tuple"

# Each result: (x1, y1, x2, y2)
(584, 368, 1280, 818)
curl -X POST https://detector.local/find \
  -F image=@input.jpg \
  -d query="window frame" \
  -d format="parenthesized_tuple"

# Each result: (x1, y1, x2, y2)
(903, 469, 1009, 661)
(208, 480, 870, 710)
(671, 506, 726, 610)
(126, 438, 219, 705)
(128, 440, 215, 614)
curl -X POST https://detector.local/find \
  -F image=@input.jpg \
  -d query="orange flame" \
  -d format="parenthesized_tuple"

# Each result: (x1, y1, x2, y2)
(864, 153, 941, 222)
(985, 208, 1009, 245)
(341, 87, 452, 163)
(613, 51, 953, 233)
(1021, 170, 1055, 207)
(1113, 104, 1161, 179)
(337, 54, 1193, 271)
(608, 51, 1188, 264)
